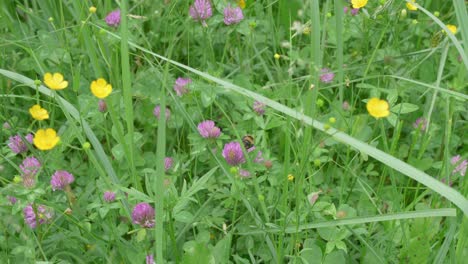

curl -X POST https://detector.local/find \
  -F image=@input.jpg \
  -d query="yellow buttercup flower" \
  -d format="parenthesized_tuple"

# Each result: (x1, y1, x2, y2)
(44, 72, 68, 90)
(351, 0, 368, 9)
(90, 78, 112, 99)
(274, 53, 281, 60)
(29, 104, 49, 121)
(238, 0, 246, 9)
(89, 6, 97, 13)
(406, 0, 418, 11)
(33, 128, 60, 151)
(446, 24, 457, 35)
(287, 174, 294, 181)
(366, 98, 390, 118)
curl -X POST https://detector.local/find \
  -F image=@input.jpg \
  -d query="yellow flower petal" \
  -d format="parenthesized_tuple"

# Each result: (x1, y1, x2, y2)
(90, 78, 112, 99)
(406, 0, 418, 11)
(366, 98, 390, 118)
(29, 104, 49, 121)
(446, 24, 457, 35)
(44, 72, 68, 90)
(351, 0, 368, 9)
(33, 128, 60, 150)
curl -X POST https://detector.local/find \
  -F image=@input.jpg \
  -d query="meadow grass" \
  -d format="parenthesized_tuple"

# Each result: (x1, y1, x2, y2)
(0, 0, 467, 263)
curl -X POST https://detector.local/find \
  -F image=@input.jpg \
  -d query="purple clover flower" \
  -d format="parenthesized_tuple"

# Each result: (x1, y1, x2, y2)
(222, 141, 245, 166)
(132, 202, 155, 228)
(103, 191, 116, 202)
(153, 105, 171, 121)
(320, 68, 335, 83)
(247, 146, 264, 163)
(20, 156, 41, 176)
(253, 101, 266, 115)
(50, 170, 75, 191)
(23, 204, 53, 228)
(451, 155, 467, 177)
(7, 196, 17, 205)
(146, 255, 155, 264)
(189, 0, 212, 26)
(164, 157, 173, 171)
(351, 8, 359, 16)
(239, 169, 251, 178)
(8, 134, 33, 154)
(98, 100, 107, 112)
(105, 9, 121, 27)
(413, 117, 427, 132)
(174, 77, 192, 97)
(223, 5, 244, 25)
(451, 155, 461, 165)
(197, 120, 221, 139)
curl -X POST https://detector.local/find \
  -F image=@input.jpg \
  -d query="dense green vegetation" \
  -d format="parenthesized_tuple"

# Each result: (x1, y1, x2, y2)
(0, 0, 467, 263)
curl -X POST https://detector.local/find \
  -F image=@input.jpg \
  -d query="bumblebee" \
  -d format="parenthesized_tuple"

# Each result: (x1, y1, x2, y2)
(242, 135, 254, 149)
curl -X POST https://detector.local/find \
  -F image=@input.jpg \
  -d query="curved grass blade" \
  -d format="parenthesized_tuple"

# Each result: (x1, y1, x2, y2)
(239, 208, 457, 235)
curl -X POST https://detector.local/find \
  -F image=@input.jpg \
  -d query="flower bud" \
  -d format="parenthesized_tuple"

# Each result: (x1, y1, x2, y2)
(82, 142, 91, 150)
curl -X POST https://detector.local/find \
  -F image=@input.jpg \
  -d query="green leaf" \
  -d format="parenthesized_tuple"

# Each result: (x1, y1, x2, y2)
(182, 243, 215, 264)
(391, 103, 419, 114)
(323, 250, 346, 264)
(136, 229, 147, 242)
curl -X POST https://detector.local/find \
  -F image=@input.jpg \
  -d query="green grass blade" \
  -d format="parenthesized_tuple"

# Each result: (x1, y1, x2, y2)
(334, 0, 344, 102)
(239, 208, 457, 235)
(452, 0, 468, 57)
(120, 0, 138, 190)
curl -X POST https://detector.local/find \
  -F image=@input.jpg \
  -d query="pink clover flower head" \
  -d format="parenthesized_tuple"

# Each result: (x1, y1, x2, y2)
(146, 254, 155, 264)
(450, 155, 461, 165)
(98, 99, 107, 112)
(8, 134, 32, 154)
(50, 170, 75, 191)
(413, 117, 427, 132)
(174, 77, 192, 96)
(153, 105, 171, 121)
(23, 204, 53, 228)
(343, 6, 349, 13)
(164, 157, 173, 171)
(253, 101, 266, 115)
(320, 68, 335, 83)
(105, 9, 121, 27)
(189, 0, 212, 26)
(351, 8, 359, 16)
(20, 156, 41, 176)
(222, 141, 245, 166)
(239, 169, 251, 178)
(7, 196, 17, 205)
(247, 146, 264, 163)
(223, 5, 244, 25)
(103, 191, 116, 202)
(452, 158, 467, 177)
(132, 202, 155, 228)
(197, 120, 221, 138)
